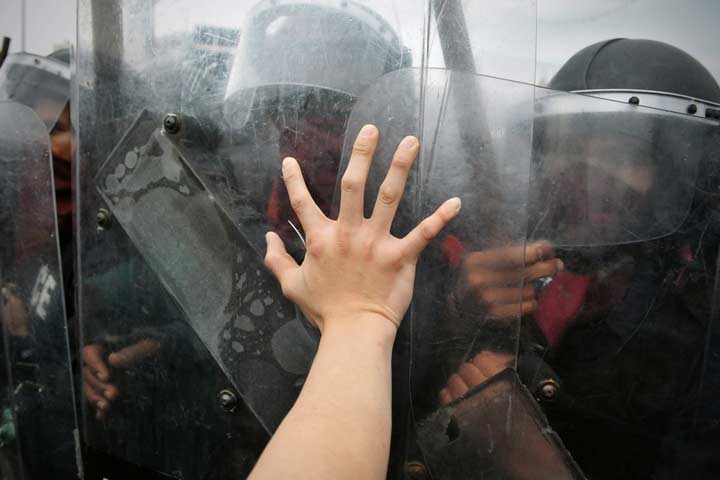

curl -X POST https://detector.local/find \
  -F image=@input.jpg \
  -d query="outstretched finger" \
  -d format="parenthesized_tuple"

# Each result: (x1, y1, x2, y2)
(83, 367, 118, 401)
(264, 231, 299, 292)
(108, 338, 160, 369)
(403, 197, 462, 259)
(282, 157, 325, 231)
(82, 344, 110, 381)
(337, 124, 378, 225)
(465, 241, 554, 270)
(370, 135, 419, 232)
(486, 300, 537, 319)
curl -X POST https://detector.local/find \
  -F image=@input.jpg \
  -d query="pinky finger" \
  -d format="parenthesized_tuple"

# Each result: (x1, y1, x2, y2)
(403, 197, 461, 259)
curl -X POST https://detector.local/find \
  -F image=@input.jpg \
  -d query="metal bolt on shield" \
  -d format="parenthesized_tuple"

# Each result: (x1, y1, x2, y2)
(163, 113, 181, 134)
(404, 461, 428, 480)
(96, 208, 112, 229)
(538, 379, 560, 402)
(217, 389, 238, 413)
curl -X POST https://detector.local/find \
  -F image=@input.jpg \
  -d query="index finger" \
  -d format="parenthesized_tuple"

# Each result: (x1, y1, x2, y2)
(82, 344, 110, 381)
(282, 157, 326, 231)
(465, 241, 554, 270)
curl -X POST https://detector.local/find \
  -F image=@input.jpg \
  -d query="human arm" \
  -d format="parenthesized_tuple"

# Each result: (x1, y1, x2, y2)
(249, 124, 460, 480)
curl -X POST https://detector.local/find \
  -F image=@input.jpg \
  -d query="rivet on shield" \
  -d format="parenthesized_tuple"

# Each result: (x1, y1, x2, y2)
(96, 208, 112, 230)
(163, 113, 181, 134)
(217, 389, 239, 413)
(537, 378, 560, 402)
(404, 461, 428, 480)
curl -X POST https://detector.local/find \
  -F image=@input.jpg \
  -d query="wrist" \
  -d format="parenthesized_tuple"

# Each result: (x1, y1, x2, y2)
(321, 312, 398, 346)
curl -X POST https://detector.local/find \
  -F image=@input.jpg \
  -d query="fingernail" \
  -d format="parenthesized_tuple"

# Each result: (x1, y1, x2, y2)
(449, 197, 462, 212)
(359, 124, 376, 137)
(97, 400, 108, 410)
(104, 390, 112, 399)
(400, 135, 418, 149)
(282, 157, 293, 170)
(96, 372, 107, 381)
(556, 259, 565, 271)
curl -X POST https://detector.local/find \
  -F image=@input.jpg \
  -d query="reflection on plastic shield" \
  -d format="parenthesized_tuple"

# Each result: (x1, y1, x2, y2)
(0, 102, 79, 478)
(417, 369, 584, 480)
(95, 110, 318, 431)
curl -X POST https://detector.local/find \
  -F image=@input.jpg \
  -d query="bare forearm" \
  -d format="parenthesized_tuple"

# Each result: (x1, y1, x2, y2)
(249, 314, 397, 480)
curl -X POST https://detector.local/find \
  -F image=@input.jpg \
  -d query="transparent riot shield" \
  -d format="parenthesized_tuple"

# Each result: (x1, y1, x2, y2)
(338, 67, 583, 479)
(76, 0, 720, 479)
(0, 101, 80, 479)
(407, 2, 720, 480)
(76, 1, 425, 478)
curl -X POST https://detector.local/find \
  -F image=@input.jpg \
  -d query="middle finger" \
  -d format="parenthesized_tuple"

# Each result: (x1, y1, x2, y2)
(370, 135, 419, 232)
(337, 124, 378, 225)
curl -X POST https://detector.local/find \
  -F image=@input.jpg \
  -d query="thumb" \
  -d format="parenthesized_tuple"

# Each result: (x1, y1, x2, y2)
(264, 231, 299, 288)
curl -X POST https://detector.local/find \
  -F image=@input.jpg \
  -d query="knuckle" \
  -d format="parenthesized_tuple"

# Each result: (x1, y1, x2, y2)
(283, 168, 299, 183)
(341, 175, 361, 194)
(361, 236, 376, 255)
(352, 139, 373, 156)
(420, 219, 437, 241)
(378, 185, 398, 206)
(392, 154, 413, 171)
(265, 255, 274, 270)
(467, 272, 486, 289)
(458, 362, 477, 380)
(305, 235, 324, 256)
(448, 373, 463, 388)
(280, 283, 294, 300)
(336, 231, 353, 255)
(264, 253, 275, 269)
(479, 289, 495, 304)
(289, 194, 306, 212)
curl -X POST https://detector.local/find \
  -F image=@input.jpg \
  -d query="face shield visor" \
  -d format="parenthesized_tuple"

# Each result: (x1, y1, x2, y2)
(527, 90, 719, 247)
(222, 0, 407, 250)
(224, 0, 406, 127)
(0, 53, 70, 130)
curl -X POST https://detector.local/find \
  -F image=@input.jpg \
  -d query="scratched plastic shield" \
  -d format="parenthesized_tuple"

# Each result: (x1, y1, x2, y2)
(0, 101, 79, 479)
(76, 1, 423, 478)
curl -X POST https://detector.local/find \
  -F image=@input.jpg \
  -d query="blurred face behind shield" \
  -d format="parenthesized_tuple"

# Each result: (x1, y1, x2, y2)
(535, 130, 656, 244)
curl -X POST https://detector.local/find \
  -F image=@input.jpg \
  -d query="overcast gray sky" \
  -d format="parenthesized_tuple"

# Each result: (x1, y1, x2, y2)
(0, 0, 75, 55)
(1, 0, 718, 86)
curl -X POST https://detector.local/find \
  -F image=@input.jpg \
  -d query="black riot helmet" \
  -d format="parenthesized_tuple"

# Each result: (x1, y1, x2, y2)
(550, 38, 720, 102)
(527, 39, 720, 248)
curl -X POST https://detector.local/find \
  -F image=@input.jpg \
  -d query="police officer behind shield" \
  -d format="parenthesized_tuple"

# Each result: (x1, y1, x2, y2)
(0, 48, 78, 480)
(440, 38, 720, 479)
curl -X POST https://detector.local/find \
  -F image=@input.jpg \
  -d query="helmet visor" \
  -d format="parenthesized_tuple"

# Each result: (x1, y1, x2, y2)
(528, 92, 716, 246)
(0, 53, 70, 130)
